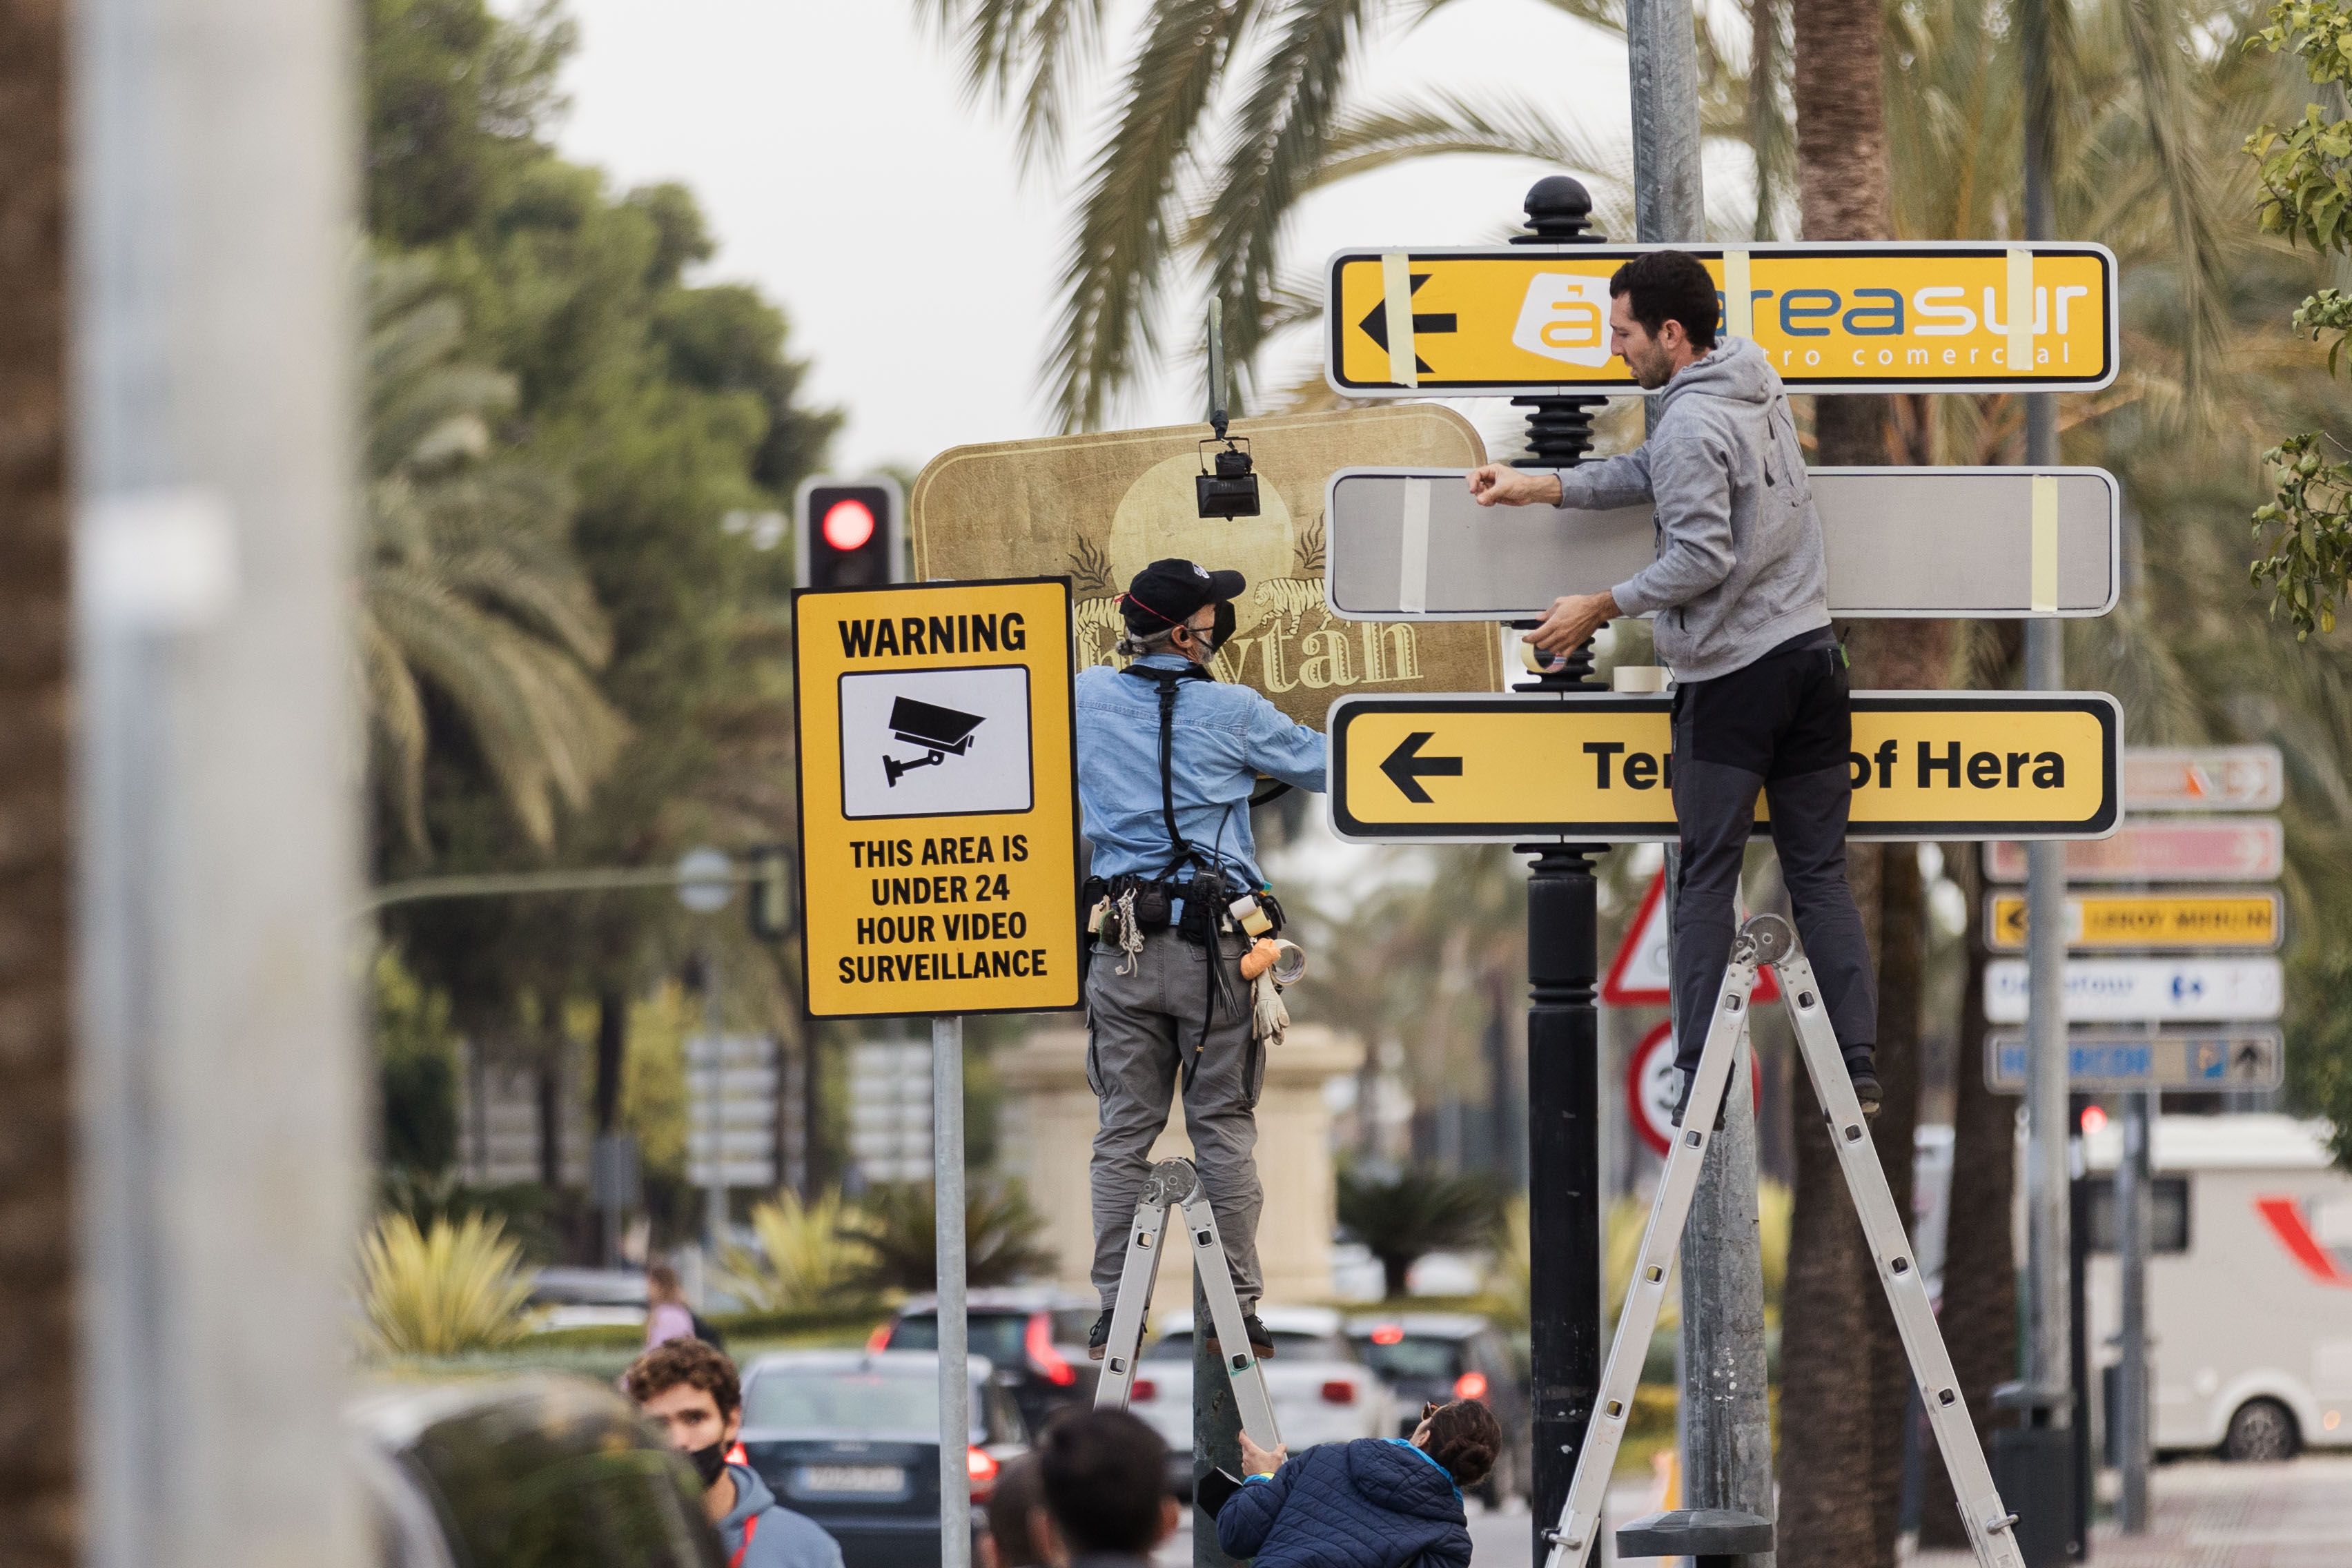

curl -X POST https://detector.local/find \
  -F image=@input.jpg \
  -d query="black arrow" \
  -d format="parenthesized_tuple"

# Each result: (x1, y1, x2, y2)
(1357, 273, 1457, 376)
(1380, 731, 1463, 803)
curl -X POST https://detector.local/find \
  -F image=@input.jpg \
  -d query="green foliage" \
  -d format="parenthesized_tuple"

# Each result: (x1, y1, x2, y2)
(840, 1182, 1056, 1293)
(718, 1188, 878, 1312)
(379, 1168, 566, 1263)
(2247, 0, 2352, 255)
(363, 253, 628, 852)
(2287, 949, 2352, 1169)
(2253, 433, 2352, 636)
(375, 950, 462, 1175)
(1336, 1164, 1507, 1300)
(361, 1211, 541, 1355)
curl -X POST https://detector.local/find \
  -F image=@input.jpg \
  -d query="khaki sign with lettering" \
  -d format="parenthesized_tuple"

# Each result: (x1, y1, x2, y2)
(1324, 243, 2119, 397)
(794, 578, 1081, 1019)
(1329, 692, 2121, 843)
(908, 406, 1502, 730)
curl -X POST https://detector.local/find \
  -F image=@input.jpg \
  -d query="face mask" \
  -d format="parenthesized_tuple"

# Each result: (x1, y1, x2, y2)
(1208, 600, 1235, 651)
(687, 1438, 729, 1487)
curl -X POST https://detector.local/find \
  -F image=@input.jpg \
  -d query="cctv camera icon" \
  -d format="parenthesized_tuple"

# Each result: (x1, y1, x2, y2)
(883, 696, 984, 786)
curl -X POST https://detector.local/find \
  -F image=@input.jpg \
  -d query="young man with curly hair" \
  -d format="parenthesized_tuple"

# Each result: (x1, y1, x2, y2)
(1213, 1398, 1500, 1568)
(624, 1337, 844, 1568)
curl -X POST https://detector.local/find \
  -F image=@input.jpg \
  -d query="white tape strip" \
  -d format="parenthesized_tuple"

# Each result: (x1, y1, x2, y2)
(2007, 247, 2034, 375)
(1724, 249, 1753, 339)
(2030, 473, 2059, 614)
(1381, 251, 1418, 389)
(1398, 477, 1431, 614)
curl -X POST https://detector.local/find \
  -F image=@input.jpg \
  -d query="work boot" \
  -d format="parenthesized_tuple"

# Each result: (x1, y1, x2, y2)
(1088, 1308, 1142, 1361)
(1205, 1311, 1277, 1361)
(1845, 1046, 1883, 1119)
(1667, 1069, 1726, 1132)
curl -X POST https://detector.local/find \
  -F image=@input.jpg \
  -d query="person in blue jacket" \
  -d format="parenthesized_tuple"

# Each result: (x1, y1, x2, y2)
(1215, 1399, 1502, 1568)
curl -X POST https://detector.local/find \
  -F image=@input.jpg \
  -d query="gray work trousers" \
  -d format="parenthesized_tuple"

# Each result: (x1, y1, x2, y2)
(1669, 630, 1879, 1073)
(1085, 925, 1264, 1311)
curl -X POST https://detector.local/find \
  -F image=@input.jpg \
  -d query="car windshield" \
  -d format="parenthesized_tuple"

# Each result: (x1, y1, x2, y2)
(1144, 1331, 1351, 1363)
(1355, 1335, 1463, 1382)
(889, 1312, 1028, 1366)
(743, 1369, 975, 1438)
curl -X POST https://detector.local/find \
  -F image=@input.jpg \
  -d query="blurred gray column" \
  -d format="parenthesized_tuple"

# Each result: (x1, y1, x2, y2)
(1629, 0, 1778, 1551)
(934, 1017, 971, 1568)
(2115, 1092, 2152, 1531)
(72, 1, 361, 1567)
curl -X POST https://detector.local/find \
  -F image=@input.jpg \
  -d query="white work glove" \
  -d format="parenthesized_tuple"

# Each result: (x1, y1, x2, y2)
(1252, 968, 1290, 1047)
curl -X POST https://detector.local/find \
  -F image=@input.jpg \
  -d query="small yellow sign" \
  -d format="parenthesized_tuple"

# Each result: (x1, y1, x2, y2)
(1986, 891, 2282, 952)
(1325, 244, 2117, 395)
(1329, 692, 2119, 843)
(794, 578, 1081, 1019)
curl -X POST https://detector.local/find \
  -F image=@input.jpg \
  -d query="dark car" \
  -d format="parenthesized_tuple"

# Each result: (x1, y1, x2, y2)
(1346, 1311, 1532, 1505)
(738, 1349, 1027, 1568)
(350, 1376, 721, 1568)
(878, 1286, 1099, 1435)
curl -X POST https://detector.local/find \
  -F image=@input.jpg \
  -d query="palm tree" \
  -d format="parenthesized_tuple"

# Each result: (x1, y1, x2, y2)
(1337, 1164, 1507, 1297)
(360, 255, 628, 855)
(0, 0, 75, 1556)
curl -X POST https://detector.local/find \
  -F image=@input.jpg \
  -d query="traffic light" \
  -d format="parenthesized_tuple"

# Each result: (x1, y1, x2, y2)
(745, 843, 794, 941)
(796, 475, 903, 590)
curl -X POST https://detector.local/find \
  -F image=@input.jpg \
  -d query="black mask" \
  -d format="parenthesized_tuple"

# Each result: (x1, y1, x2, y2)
(687, 1438, 729, 1488)
(1208, 600, 1236, 652)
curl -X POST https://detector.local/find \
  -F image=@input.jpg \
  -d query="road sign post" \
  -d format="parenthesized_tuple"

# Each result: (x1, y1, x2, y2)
(1501, 177, 1611, 1562)
(1324, 243, 2119, 398)
(1324, 467, 2121, 620)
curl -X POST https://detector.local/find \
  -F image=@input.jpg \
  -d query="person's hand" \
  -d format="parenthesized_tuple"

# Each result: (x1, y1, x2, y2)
(1238, 1431, 1288, 1476)
(1466, 464, 1563, 507)
(1528, 590, 1620, 655)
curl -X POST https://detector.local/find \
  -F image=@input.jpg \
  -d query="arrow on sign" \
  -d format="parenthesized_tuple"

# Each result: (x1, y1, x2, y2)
(1993, 900, 2028, 945)
(1380, 731, 1464, 803)
(1357, 273, 1457, 375)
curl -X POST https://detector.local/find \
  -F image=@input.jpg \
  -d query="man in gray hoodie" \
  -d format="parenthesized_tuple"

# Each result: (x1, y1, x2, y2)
(1467, 249, 1880, 1114)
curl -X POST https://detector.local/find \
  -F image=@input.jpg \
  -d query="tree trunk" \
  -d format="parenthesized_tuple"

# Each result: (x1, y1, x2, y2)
(1865, 846, 1925, 1565)
(0, 0, 76, 1556)
(1918, 852, 2017, 1547)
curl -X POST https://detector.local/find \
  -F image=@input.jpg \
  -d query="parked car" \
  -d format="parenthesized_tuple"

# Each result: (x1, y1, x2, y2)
(738, 1349, 1026, 1568)
(1346, 1311, 1531, 1504)
(524, 1266, 650, 1331)
(350, 1375, 720, 1568)
(1125, 1305, 1398, 1496)
(877, 1286, 1099, 1433)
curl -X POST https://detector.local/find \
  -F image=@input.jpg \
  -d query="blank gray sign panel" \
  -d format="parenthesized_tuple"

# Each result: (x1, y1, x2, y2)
(1324, 466, 2119, 620)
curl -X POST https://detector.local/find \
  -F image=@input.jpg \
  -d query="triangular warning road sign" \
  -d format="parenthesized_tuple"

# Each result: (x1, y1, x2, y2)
(1601, 870, 1777, 1007)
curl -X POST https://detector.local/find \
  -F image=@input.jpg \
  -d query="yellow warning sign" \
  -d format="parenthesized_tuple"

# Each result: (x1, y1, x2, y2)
(1986, 891, 2282, 952)
(1324, 244, 2117, 395)
(794, 578, 1081, 1019)
(1329, 692, 2119, 843)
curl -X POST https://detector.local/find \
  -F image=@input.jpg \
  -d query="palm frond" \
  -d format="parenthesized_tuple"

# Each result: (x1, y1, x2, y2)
(1045, 0, 1263, 431)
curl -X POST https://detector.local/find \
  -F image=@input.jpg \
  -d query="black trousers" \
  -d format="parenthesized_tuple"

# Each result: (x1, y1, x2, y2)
(1669, 629, 1879, 1073)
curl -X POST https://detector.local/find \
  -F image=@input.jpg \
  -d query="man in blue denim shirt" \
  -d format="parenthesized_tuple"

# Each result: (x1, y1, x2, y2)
(1077, 559, 1325, 1361)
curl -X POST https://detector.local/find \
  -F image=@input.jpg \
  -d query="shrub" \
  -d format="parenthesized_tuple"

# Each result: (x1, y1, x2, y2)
(1336, 1164, 1507, 1300)
(841, 1182, 1056, 1293)
(718, 1188, 876, 1312)
(362, 1211, 540, 1355)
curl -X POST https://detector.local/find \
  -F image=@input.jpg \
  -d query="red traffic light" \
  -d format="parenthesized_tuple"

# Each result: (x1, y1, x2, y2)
(822, 498, 876, 551)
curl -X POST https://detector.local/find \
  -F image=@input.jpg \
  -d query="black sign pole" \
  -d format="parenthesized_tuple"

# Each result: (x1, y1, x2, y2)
(1511, 175, 1609, 1567)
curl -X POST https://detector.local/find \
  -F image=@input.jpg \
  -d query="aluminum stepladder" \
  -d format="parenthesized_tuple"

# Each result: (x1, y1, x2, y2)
(1543, 914, 2026, 1568)
(1091, 1157, 1282, 1450)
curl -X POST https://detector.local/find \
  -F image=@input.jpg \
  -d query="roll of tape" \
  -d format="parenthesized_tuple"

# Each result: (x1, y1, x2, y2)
(1271, 940, 1307, 987)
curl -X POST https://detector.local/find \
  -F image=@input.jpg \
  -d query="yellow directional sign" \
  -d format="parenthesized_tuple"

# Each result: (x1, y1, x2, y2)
(794, 578, 1081, 1019)
(1986, 890, 2283, 952)
(1325, 244, 2117, 396)
(1329, 692, 2119, 843)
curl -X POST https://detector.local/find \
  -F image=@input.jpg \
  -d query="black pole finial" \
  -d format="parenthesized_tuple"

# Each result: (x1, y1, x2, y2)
(1519, 175, 1597, 243)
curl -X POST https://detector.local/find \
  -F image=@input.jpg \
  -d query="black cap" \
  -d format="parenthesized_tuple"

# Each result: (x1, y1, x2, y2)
(1121, 558, 1246, 633)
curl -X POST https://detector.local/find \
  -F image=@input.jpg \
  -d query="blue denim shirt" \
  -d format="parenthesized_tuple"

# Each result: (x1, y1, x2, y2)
(1075, 655, 1327, 887)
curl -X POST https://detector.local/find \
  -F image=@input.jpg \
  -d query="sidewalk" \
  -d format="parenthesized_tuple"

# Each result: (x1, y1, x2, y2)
(1910, 1456, 2352, 1568)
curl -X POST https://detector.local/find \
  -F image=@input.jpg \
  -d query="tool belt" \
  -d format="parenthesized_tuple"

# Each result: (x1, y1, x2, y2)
(1080, 871, 1286, 954)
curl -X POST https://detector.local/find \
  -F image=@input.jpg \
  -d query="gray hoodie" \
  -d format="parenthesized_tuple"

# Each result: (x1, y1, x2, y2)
(1553, 335, 1830, 683)
(718, 1464, 845, 1568)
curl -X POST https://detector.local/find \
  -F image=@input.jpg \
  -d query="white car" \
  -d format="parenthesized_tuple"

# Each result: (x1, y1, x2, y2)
(1122, 1305, 1398, 1492)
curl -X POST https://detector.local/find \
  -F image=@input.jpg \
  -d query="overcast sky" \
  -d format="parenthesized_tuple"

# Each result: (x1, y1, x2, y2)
(552, 0, 1639, 476)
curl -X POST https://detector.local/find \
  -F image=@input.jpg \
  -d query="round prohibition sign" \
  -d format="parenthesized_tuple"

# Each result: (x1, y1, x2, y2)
(1627, 1019, 1761, 1157)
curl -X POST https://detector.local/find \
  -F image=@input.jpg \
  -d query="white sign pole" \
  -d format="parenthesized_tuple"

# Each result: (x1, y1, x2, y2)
(934, 1015, 970, 1568)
